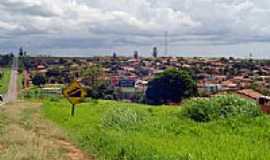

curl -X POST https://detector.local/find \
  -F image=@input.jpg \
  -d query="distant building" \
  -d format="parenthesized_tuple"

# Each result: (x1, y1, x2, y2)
(134, 50, 139, 59)
(113, 52, 117, 59)
(153, 47, 158, 58)
(198, 84, 222, 96)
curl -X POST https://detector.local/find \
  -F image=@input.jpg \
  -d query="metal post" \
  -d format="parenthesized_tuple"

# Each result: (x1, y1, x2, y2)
(71, 104, 75, 116)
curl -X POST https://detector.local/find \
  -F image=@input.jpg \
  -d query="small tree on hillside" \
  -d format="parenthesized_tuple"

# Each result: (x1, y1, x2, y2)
(80, 65, 108, 97)
(32, 74, 46, 87)
(145, 68, 197, 105)
(80, 65, 104, 87)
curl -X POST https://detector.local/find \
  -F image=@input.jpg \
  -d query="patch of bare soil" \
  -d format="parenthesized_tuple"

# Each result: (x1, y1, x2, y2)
(57, 139, 95, 160)
(0, 144, 6, 152)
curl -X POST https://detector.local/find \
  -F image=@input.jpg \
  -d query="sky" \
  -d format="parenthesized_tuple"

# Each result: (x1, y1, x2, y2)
(1, 0, 270, 58)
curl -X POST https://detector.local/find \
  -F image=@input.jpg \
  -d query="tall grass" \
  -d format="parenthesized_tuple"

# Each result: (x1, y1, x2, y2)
(182, 95, 262, 122)
(0, 68, 11, 94)
(42, 95, 270, 160)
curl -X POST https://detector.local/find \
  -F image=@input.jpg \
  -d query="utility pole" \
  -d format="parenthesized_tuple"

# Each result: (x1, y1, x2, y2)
(249, 53, 253, 59)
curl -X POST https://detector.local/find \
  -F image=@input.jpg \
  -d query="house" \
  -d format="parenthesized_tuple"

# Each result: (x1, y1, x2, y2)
(135, 80, 148, 92)
(37, 65, 46, 70)
(237, 89, 263, 100)
(198, 83, 222, 96)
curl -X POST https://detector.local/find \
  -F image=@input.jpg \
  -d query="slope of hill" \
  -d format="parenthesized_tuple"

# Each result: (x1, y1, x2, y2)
(42, 96, 270, 160)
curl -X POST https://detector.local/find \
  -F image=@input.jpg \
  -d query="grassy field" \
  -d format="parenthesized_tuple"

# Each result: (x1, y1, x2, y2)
(42, 96, 270, 160)
(0, 68, 11, 94)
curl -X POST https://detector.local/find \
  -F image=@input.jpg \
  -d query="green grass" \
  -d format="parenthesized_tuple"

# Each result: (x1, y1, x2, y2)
(21, 86, 61, 101)
(0, 102, 70, 160)
(18, 71, 24, 90)
(0, 68, 11, 94)
(42, 96, 270, 160)
(17, 72, 24, 99)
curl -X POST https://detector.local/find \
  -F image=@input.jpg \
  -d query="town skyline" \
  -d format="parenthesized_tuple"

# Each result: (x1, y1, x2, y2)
(1, 45, 270, 59)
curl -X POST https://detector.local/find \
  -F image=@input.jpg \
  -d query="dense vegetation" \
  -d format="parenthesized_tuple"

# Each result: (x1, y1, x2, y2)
(0, 69, 11, 94)
(182, 95, 262, 122)
(43, 94, 270, 160)
(32, 74, 46, 87)
(146, 68, 197, 105)
(0, 54, 14, 67)
(0, 54, 13, 94)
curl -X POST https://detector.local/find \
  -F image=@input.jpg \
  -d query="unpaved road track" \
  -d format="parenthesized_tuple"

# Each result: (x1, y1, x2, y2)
(0, 102, 93, 160)
(4, 57, 18, 103)
(0, 57, 94, 160)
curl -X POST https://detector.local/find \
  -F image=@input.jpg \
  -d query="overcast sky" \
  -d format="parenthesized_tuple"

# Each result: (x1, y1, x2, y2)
(1, 0, 270, 58)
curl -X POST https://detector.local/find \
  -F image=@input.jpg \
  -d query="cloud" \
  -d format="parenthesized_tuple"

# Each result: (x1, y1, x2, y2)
(0, 0, 63, 17)
(0, 0, 270, 57)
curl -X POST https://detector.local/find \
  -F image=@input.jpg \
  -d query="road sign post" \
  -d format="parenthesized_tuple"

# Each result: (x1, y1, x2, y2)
(71, 104, 75, 116)
(63, 81, 87, 116)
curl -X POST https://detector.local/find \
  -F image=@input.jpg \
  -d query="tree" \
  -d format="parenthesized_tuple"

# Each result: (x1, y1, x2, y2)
(0, 54, 13, 66)
(145, 68, 197, 105)
(32, 74, 46, 87)
(80, 65, 104, 87)
(59, 58, 66, 64)
(88, 81, 115, 100)
(80, 65, 113, 98)
(19, 47, 24, 57)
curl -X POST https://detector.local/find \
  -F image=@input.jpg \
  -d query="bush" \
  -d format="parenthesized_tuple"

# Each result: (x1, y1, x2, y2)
(102, 108, 146, 130)
(182, 95, 262, 122)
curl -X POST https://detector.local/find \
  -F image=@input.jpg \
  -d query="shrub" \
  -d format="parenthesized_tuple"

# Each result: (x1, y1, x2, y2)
(182, 98, 218, 122)
(102, 108, 146, 130)
(182, 95, 262, 122)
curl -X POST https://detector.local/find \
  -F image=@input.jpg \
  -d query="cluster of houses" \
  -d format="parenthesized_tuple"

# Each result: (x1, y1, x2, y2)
(22, 56, 270, 103)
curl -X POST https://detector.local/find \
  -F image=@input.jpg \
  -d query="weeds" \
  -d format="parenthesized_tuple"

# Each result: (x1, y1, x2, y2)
(102, 107, 146, 130)
(42, 96, 270, 160)
(182, 94, 262, 122)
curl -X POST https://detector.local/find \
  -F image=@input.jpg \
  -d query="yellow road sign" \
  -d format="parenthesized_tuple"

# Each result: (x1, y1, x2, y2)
(63, 81, 87, 105)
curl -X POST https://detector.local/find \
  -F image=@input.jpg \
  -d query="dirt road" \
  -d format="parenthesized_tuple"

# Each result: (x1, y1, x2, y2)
(0, 58, 93, 160)
(0, 102, 93, 160)
(4, 57, 18, 103)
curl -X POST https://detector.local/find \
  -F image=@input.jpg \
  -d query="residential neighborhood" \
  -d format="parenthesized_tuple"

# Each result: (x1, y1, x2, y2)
(21, 54, 270, 104)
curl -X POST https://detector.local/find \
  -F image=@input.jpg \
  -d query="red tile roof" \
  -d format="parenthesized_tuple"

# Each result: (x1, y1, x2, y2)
(237, 89, 263, 100)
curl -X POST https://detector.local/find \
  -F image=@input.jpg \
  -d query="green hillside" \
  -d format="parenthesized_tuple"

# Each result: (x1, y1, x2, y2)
(42, 95, 270, 160)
